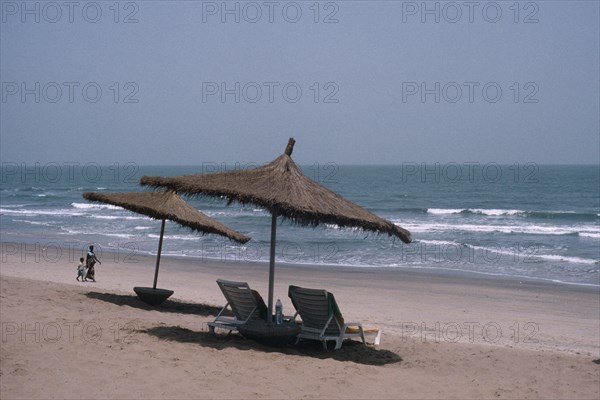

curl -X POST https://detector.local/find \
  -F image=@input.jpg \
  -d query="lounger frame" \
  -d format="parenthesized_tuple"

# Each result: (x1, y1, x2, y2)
(208, 279, 262, 334)
(289, 286, 381, 350)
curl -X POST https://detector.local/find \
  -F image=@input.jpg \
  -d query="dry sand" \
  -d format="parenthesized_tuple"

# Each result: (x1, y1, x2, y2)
(1, 247, 599, 399)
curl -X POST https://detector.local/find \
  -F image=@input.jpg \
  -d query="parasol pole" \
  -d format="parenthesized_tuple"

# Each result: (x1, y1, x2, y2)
(152, 218, 166, 289)
(267, 138, 296, 323)
(266, 138, 292, 320)
(267, 211, 277, 322)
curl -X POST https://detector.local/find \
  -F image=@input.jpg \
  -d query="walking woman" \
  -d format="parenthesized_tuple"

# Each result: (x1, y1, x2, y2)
(84, 245, 101, 282)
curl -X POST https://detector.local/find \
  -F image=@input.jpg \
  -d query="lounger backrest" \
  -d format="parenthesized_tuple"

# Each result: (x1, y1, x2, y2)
(289, 286, 341, 335)
(216, 279, 260, 321)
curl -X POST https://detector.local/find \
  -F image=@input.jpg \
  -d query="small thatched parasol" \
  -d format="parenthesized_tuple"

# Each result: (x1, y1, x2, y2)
(82, 191, 250, 304)
(141, 138, 411, 315)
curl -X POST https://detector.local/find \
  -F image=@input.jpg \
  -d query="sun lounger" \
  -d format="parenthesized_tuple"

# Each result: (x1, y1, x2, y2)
(288, 285, 381, 350)
(208, 279, 267, 334)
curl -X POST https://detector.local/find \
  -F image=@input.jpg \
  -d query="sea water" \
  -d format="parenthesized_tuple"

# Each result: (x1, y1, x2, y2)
(1, 163, 598, 286)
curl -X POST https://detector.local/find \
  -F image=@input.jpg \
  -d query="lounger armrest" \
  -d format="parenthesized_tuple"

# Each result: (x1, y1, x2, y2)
(343, 322, 363, 329)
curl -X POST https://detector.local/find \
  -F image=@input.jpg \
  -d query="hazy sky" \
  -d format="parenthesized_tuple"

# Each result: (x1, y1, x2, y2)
(1, 1, 599, 165)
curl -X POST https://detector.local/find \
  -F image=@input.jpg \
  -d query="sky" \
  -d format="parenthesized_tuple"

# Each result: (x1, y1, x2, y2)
(1, 0, 599, 166)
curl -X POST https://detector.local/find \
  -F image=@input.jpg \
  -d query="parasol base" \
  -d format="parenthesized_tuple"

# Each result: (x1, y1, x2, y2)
(133, 287, 174, 306)
(238, 319, 300, 347)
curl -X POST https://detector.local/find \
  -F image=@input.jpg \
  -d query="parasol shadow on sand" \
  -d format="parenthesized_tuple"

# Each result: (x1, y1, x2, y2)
(82, 190, 250, 305)
(141, 138, 412, 316)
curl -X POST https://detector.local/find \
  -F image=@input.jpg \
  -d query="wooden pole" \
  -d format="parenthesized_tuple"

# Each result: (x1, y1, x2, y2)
(284, 137, 296, 156)
(267, 212, 277, 322)
(152, 219, 166, 290)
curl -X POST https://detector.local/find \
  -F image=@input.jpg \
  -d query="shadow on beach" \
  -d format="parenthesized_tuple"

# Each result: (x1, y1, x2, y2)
(142, 325, 402, 366)
(85, 292, 222, 316)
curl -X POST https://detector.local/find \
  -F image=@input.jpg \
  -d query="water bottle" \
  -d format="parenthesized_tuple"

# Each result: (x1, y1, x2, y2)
(275, 299, 283, 325)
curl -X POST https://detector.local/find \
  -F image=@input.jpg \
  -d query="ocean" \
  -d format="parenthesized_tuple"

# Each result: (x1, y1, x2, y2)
(1, 163, 598, 286)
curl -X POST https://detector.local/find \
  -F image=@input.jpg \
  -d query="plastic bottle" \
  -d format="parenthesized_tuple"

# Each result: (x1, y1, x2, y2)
(275, 299, 283, 325)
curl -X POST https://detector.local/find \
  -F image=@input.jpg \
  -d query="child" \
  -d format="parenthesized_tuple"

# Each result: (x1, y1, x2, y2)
(76, 257, 86, 282)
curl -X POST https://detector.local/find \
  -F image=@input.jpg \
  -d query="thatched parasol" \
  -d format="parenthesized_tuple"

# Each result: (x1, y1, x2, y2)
(82, 191, 250, 304)
(141, 138, 412, 315)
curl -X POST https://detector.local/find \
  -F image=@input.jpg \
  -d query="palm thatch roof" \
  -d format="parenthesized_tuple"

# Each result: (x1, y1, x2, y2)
(140, 139, 411, 243)
(82, 191, 250, 244)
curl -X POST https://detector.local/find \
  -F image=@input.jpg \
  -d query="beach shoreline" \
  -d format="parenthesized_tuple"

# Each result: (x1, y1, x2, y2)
(1, 244, 599, 399)
(2, 239, 598, 288)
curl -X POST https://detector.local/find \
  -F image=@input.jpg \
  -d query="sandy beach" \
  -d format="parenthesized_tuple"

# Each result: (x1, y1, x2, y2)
(1, 246, 598, 399)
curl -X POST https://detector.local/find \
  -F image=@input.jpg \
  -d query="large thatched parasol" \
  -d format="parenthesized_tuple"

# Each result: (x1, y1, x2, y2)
(141, 138, 411, 315)
(82, 191, 250, 304)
